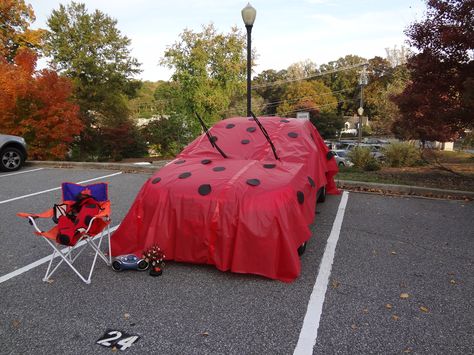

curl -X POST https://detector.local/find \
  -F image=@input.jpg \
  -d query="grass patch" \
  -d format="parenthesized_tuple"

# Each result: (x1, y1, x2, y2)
(337, 168, 406, 185)
(337, 165, 474, 192)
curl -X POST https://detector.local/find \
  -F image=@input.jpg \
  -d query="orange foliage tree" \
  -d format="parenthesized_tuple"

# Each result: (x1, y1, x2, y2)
(0, 49, 83, 159)
(0, 0, 45, 62)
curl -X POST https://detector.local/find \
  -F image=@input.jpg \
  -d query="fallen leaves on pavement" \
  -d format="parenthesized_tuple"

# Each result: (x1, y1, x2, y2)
(419, 306, 429, 313)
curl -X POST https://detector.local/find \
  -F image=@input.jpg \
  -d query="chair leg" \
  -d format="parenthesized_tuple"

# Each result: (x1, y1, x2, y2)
(107, 223, 112, 264)
(43, 249, 57, 282)
(40, 226, 112, 284)
(45, 241, 86, 281)
(86, 234, 110, 265)
(42, 238, 91, 284)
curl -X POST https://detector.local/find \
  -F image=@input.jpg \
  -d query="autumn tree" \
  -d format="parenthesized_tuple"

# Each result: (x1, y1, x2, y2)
(0, 0, 45, 62)
(0, 49, 82, 159)
(393, 0, 473, 142)
(44, 2, 144, 160)
(276, 80, 338, 116)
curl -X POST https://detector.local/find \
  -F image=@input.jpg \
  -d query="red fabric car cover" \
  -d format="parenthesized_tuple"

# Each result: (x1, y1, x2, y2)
(112, 116, 339, 282)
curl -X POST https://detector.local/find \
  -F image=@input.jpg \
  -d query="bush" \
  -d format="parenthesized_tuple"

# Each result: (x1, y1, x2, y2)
(348, 147, 381, 171)
(383, 142, 421, 167)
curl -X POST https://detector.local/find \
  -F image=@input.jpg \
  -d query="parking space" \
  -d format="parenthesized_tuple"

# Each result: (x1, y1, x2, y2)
(315, 194, 473, 354)
(0, 167, 472, 354)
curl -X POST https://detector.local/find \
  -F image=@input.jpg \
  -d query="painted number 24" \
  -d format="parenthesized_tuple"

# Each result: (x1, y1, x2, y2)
(96, 330, 139, 350)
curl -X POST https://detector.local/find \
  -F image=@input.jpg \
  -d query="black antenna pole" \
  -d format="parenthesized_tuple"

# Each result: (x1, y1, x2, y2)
(194, 112, 228, 159)
(250, 111, 279, 160)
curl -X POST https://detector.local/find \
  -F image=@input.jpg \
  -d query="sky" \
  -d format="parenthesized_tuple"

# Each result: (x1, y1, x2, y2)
(28, 0, 427, 81)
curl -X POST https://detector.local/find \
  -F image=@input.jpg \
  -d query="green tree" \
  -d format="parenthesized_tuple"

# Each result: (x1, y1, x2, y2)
(142, 113, 191, 157)
(364, 58, 410, 135)
(311, 111, 344, 139)
(319, 55, 367, 115)
(44, 2, 142, 160)
(253, 69, 288, 115)
(160, 23, 250, 136)
(129, 81, 162, 119)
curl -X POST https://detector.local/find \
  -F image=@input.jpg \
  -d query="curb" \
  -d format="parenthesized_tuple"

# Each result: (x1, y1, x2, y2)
(26, 160, 170, 173)
(337, 179, 473, 200)
(26, 161, 473, 200)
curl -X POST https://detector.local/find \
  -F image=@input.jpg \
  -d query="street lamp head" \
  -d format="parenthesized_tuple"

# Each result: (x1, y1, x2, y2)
(359, 64, 368, 86)
(357, 107, 364, 116)
(241, 3, 256, 27)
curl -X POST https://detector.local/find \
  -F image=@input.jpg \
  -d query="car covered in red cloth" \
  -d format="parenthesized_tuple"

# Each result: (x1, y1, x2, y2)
(111, 115, 339, 282)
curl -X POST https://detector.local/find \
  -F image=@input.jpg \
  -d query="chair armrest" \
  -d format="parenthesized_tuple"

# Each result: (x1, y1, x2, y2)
(17, 209, 54, 219)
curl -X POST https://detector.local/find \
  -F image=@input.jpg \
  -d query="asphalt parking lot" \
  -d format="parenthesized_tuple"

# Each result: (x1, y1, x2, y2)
(0, 167, 473, 354)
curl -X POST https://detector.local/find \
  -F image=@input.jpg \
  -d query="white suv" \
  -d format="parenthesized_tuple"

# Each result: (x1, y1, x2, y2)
(0, 134, 28, 171)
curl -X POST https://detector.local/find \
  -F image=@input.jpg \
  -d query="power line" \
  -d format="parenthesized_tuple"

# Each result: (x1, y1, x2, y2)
(252, 62, 368, 89)
(269, 98, 359, 117)
(258, 87, 355, 109)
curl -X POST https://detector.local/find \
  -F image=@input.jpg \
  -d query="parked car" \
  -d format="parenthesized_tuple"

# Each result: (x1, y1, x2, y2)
(0, 134, 27, 171)
(358, 143, 385, 160)
(111, 115, 339, 282)
(333, 150, 354, 167)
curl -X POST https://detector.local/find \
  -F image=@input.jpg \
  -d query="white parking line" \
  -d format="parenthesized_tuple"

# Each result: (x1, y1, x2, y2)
(0, 171, 123, 205)
(0, 225, 119, 284)
(0, 167, 44, 177)
(293, 191, 349, 355)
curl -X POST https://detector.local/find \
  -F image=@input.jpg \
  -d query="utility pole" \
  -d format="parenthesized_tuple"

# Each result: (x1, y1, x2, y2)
(358, 64, 368, 143)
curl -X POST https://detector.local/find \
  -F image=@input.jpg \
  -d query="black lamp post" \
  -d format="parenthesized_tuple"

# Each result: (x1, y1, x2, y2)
(241, 3, 256, 117)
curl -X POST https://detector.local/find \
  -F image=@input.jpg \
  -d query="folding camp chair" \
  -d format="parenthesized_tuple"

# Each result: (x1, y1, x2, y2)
(18, 182, 112, 284)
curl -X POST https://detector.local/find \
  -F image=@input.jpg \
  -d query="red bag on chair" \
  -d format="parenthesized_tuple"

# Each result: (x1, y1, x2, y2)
(56, 194, 102, 246)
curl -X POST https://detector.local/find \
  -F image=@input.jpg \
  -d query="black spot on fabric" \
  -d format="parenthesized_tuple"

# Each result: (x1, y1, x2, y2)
(280, 119, 290, 123)
(308, 176, 315, 187)
(175, 160, 186, 164)
(58, 234, 70, 245)
(201, 159, 212, 165)
(152, 177, 161, 184)
(210, 136, 218, 143)
(288, 132, 298, 138)
(297, 191, 304, 204)
(85, 204, 96, 209)
(263, 164, 276, 169)
(241, 139, 250, 144)
(226, 123, 235, 129)
(179, 172, 191, 179)
(85, 215, 93, 225)
(213, 166, 226, 172)
(326, 151, 335, 160)
(247, 127, 256, 133)
(246, 179, 260, 186)
(198, 184, 211, 196)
